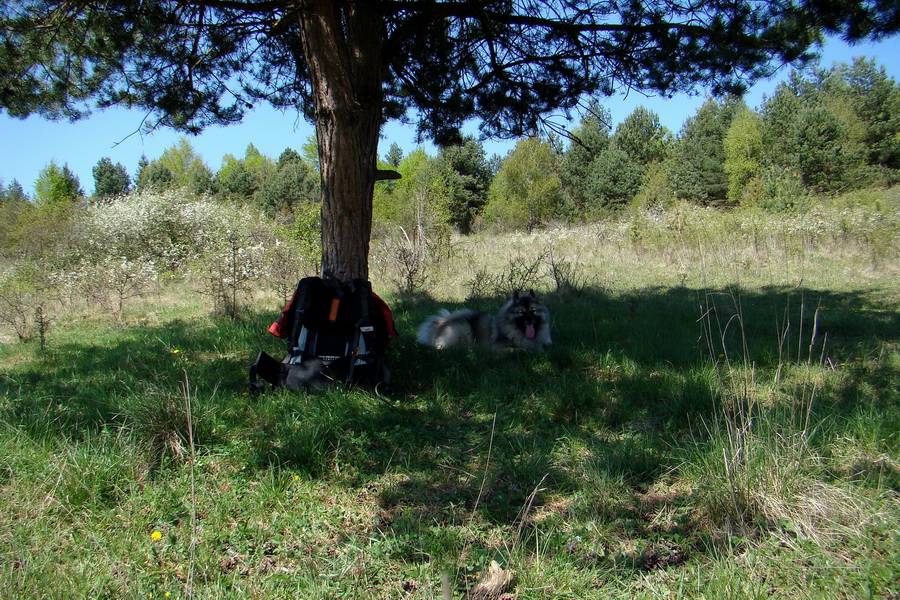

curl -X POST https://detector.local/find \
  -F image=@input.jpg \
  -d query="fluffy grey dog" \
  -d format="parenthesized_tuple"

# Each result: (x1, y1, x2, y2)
(416, 291, 552, 351)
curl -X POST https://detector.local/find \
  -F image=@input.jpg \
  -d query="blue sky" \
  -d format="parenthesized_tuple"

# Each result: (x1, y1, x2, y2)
(1, 35, 899, 197)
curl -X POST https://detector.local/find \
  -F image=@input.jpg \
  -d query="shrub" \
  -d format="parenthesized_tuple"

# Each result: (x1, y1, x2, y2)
(79, 189, 217, 274)
(0, 261, 61, 344)
(0, 265, 38, 340)
(632, 162, 676, 210)
(75, 190, 284, 317)
(188, 204, 272, 318)
(265, 207, 322, 302)
(761, 166, 809, 212)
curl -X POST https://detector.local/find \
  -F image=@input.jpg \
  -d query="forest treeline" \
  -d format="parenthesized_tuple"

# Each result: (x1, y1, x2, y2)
(0, 57, 898, 336)
(2, 57, 898, 231)
(0, 59, 900, 343)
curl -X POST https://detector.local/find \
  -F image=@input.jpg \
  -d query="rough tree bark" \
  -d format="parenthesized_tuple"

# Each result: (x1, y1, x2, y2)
(297, 0, 384, 282)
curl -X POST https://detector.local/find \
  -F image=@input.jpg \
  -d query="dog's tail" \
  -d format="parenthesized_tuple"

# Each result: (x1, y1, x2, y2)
(416, 309, 451, 346)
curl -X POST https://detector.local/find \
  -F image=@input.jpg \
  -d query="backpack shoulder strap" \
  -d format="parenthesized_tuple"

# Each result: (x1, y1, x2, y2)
(289, 276, 323, 354)
(353, 279, 372, 326)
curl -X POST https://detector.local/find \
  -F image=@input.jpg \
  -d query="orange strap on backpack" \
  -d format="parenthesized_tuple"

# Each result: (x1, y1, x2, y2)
(328, 298, 340, 322)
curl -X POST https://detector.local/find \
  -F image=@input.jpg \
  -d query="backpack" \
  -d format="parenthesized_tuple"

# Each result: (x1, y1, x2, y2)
(249, 275, 398, 392)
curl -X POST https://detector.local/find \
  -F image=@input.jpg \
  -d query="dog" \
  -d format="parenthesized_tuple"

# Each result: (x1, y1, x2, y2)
(416, 290, 552, 351)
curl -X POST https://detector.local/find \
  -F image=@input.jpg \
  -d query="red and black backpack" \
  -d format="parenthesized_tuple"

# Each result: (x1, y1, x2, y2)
(250, 274, 398, 392)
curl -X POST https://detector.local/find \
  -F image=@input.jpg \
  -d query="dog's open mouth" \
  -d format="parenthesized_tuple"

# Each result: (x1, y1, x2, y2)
(525, 322, 536, 338)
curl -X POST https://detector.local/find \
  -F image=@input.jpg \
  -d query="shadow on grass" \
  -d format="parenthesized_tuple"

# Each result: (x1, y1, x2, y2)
(2, 284, 898, 530)
(0, 315, 278, 442)
(373, 284, 899, 519)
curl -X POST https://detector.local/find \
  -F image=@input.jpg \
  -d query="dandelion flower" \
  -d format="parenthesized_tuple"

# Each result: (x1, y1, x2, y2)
(151, 530, 163, 540)
(172, 349, 180, 354)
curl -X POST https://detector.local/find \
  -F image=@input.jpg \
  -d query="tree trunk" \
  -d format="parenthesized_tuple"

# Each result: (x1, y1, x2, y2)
(298, 0, 384, 282)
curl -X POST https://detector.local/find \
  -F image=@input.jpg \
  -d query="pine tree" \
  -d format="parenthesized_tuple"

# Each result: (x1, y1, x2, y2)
(1, 180, 29, 204)
(256, 149, 320, 213)
(561, 102, 612, 213)
(92, 157, 132, 199)
(668, 96, 743, 205)
(612, 107, 672, 168)
(433, 137, 493, 234)
(385, 143, 404, 168)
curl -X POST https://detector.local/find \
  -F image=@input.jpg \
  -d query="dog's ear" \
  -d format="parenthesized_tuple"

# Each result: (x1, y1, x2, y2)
(528, 289, 535, 298)
(511, 290, 520, 301)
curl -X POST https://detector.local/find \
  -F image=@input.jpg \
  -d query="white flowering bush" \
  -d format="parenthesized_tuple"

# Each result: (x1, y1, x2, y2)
(73, 189, 308, 317)
(79, 190, 221, 273)
(189, 208, 273, 318)
(69, 191, 209, 314)
(0, 188, 326, 334)
(73, 255, 161, 320)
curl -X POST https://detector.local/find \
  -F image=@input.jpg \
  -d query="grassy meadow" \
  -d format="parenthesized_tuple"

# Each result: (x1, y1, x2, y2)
(1, 189, 899, 599)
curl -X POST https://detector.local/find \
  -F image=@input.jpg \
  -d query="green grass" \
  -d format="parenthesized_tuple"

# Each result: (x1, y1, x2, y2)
(1, 192, 899, 599)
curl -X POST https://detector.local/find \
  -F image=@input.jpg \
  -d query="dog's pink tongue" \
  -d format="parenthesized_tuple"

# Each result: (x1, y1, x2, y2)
(525, 324, 536, 339)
